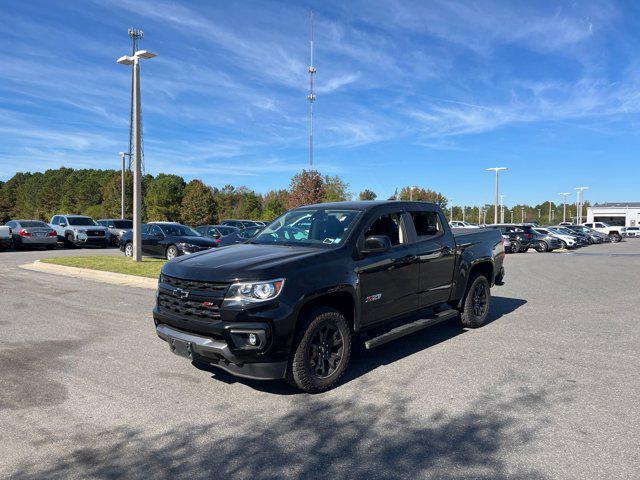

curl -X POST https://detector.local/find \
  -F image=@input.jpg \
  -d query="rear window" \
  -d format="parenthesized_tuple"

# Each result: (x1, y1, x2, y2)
(112, 220, 132, 228)
(19, 221, 49, 228)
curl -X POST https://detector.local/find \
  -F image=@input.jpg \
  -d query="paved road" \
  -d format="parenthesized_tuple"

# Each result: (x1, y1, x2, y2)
(1, 242, 639, 479)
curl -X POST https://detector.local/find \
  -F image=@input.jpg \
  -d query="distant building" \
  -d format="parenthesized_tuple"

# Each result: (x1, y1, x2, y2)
(586, 203, 640, 227)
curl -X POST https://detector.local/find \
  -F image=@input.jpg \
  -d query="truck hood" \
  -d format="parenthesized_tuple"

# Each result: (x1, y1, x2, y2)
(162, 243, 327, 282)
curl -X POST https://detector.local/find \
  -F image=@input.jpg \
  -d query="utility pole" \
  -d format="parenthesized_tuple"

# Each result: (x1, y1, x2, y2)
(483, 208, 486, 224)
(462, 206, 466, 222)
(307, 11, 316, 169)
(486, 167, 507, 227)
(521, 207, 525, 223)
(548, 201, 552, 224)
(510, 209, 514, 223)
(118, 49, 157, 261)
(500, 195, 504, 223)
(559, 192, 569, 223)
(538, 208, 541, 219)
(478, 205, 481, 224)
(127, 28, 144, 171)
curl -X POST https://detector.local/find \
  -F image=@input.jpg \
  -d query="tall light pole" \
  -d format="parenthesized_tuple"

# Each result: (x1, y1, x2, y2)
(307, 11, 316, 169)
(510, 209, 514, 223)
(119, 152, 130, 219)
(462, 206, 466, 222)
(559, 193, 570, 223)
(117, 49, 157, 261)
(575, 187, 588, 224)
(500, 195, 505, 223)
(486, 167, 507, 225)
(521, 207, 525, 223)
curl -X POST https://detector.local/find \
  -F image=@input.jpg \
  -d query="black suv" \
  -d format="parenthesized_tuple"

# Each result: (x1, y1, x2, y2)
(486, 224, 535, 253)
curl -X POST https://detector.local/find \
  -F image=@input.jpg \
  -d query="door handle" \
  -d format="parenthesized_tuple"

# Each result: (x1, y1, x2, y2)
(440, 246, 453, 255)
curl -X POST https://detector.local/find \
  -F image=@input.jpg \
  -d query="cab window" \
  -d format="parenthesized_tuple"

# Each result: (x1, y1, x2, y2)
(364, 212, 405, 246)
(409, 211, 441, 240)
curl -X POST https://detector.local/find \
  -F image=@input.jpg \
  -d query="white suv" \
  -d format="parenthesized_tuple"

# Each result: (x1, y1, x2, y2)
(582, 222, 626, 243)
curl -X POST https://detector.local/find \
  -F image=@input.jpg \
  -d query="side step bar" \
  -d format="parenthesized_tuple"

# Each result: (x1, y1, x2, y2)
(364, 309, 459, 350)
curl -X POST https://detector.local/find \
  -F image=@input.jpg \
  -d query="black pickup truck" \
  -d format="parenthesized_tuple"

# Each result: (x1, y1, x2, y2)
(154, 201, 505, 392)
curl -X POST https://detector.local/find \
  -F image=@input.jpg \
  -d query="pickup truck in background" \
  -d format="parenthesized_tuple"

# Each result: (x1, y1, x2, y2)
(153, 201, 505, 392)
(0, 225, 11, 250)
(582, 222, 626, 243)
(49, 214, 109, 247)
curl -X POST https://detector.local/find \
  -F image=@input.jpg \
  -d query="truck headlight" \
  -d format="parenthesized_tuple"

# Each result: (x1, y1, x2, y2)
(226, 278, 285, 302)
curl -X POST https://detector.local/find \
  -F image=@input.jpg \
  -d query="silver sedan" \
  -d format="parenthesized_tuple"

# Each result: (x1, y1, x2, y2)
(5, 219, 58, 249)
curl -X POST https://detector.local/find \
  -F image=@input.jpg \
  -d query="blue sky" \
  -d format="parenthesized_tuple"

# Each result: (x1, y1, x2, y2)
(1, 0, 639, 207)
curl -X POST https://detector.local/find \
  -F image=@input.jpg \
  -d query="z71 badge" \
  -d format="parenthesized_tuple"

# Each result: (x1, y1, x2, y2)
(365, 293, 382, 303)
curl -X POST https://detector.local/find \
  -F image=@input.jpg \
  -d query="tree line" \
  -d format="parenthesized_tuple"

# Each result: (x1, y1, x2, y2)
(0, 167, 585, 226)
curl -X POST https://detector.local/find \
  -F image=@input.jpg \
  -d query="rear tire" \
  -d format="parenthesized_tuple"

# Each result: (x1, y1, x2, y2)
(610, 233, 622, 243)
(509, 240, 520, 253)
(124, 242, 133, 257)
(287, 308, 351, 393)
(460, 273, 491, 328)
(537, 241, 548, 253)
(560, 240, 568, 249)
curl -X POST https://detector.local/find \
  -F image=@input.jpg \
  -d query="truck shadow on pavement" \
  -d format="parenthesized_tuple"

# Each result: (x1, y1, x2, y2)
(194, 296, 527, 395)
(10, 377, 564, 480)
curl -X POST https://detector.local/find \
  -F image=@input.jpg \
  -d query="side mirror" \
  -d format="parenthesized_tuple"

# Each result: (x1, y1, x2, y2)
(361, 235, 392, 254)
(59, 223, 67, 228)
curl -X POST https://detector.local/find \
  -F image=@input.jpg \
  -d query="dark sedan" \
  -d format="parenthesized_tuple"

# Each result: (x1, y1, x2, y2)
(194, 224, 239, 246)
(119, 222, 218, 260)
(530, 230, 561, 252)
(218, 225, 263, 246)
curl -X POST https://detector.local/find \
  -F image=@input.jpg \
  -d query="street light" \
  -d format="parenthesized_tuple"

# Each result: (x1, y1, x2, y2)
(119, 152, 130, 219)
(574, 187, 588, 224)
(500, 195, 505, 223)
(486, 167, 507, 225)
(117, 49, 157, 261)
(559, 192, 570, 223)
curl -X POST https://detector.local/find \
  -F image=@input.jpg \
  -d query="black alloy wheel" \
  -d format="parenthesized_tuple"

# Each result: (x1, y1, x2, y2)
(307, 323, 344, 378)
(472, 282, 488, 318)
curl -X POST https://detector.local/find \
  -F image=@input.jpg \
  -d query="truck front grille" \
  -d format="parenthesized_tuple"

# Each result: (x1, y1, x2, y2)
(160, 275, 229, 294)
(158, 292, 222, 321)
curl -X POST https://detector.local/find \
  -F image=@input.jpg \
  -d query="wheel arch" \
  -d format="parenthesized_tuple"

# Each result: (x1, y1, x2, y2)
(295, 288, 357, 334)
(456, 260, 493, 309)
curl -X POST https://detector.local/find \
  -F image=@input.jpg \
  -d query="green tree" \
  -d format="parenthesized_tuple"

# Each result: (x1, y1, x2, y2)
(262, 189, 288, 221)
(101, 171, 133, 218)
(399, 186, 448, 209)
(287, 170, 326, 209)
(144, 174, 185, 221)
(358, 189, 377, 201)
(235, 188, 262, 219)
(324, 175, 351, 202)
(181, 180, 217, 226)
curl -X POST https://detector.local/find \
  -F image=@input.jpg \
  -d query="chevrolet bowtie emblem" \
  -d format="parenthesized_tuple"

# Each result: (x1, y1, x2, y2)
(172, 287, 189, 299)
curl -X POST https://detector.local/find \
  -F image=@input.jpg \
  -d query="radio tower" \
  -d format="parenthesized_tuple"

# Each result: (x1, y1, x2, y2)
(307, 11, 316, 170)
(128, 28, 144, 172)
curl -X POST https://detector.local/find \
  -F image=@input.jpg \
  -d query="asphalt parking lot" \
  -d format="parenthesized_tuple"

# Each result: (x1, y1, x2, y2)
(1, 242, 639, 479)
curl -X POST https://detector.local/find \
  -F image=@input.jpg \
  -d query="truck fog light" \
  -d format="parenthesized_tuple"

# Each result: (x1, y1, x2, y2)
(248, 333, 258, 346)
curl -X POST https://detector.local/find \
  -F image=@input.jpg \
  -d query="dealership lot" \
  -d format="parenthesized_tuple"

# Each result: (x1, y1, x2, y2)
(1, 242, 639, 479)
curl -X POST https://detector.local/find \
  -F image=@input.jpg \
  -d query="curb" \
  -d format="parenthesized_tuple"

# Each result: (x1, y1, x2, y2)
(19, 260, 158, 290)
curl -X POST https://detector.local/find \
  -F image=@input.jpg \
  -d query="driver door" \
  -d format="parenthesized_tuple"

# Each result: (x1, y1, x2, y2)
(355, 210, 420, 326)
(146, 225, 164, 256)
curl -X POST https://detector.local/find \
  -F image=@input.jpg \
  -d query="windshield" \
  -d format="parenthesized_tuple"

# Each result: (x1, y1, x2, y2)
(113, 220, 133, 229)
(251, 208, 362, 247)
(159, 224, 201, 236)
(67, 217, 97, 226)
(237, 226, 262, 239)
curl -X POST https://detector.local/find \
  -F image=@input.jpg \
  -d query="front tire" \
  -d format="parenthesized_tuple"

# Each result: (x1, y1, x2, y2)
(610, 233, 622, 243)
(65, 233, 75, 248)
(287, 308, 351, 393)
(560, 240, 568, 249)
(460, 273, 491, 328)
(124, 242, 133, 257)
(537, 241, 548, 253)
(510, 240, 520, 253)
(166, 244, 179, 260)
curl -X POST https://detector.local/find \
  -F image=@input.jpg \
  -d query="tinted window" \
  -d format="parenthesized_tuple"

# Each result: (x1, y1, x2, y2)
(141, 224, 150, 234)
(218, 227, 236, 235)
(150, 225, 163, 236)
(113, 220, 132, 229)
(67, 217, 97, 226)
(158, 224, 200, 236)
(51, 216, 59, 225)
(20, 221, 48, 228)
(410, 211, 441, 239)
(365, 212, 405, 246)
(6, 221, 16, 228)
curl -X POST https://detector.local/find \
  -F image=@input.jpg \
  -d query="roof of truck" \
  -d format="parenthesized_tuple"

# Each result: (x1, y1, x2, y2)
(297, 200, 438, 210)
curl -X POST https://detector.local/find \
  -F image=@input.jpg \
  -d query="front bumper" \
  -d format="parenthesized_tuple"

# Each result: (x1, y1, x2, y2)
(155, 322, 287, 380)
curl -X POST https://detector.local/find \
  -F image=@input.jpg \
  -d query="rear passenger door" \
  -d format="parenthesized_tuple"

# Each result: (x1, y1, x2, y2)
(407, 209, 457, 307)
(355, 208, 420, 326)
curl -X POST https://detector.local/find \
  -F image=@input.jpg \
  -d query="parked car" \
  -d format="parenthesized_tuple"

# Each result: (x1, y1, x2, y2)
(530, 229, 561, 252)
(49, 214, 109, 247)
(119, 222, 218, 260)
(0, 225, 12, 250)
(554, 226, 589, 247)
(582, 222, 626, 243)
(194, 225, 239, 246)
(4, 220, 57, 249)
(625, 226, 640, 237)
(218, 225, 263, 246)
(449, 221, 479, 228)
(486, 224, 535, 252)
(97, 218, 133, 245)
(501, 235, 513, 253)
(563, 225, 604, 244)
(219, 219, 259, 229)
(534, 227, 578, 249)
(153, 200, 505, 392)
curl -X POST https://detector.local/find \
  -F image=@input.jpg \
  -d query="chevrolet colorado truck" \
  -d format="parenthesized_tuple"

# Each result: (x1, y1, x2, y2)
(154, 201, 506, 392)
